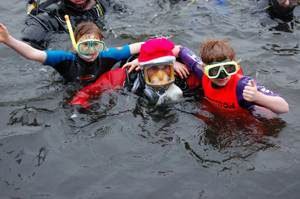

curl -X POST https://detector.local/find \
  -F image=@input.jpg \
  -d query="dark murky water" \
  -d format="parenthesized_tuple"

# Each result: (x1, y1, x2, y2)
(1, 0, 300, 198)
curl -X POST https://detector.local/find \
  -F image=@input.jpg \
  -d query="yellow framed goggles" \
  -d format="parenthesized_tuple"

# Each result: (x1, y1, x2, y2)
(76, 39, 106, 56)
(143, 63, 175, 87)
(204, 60, 240, 79)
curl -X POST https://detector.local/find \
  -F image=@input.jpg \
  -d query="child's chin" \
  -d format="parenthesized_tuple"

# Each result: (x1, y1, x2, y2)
(80, 55, 97, 62)
(213, 77, 230, 86)
(83, 57, 97, 62)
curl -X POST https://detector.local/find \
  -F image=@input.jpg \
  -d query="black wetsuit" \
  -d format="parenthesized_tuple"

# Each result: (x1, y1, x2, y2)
(22, 0, 108, 49)
(124, 67, 202, 103)
(258, 0, 297, 22)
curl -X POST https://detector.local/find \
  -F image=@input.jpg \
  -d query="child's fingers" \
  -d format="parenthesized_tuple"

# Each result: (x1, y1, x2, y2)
(122, 63, 129, 69)
(243, 89, 255, 96)
(182, 66, 190, 77)
(134, 65, 141, 71)
(250, 79, 256, 87)
(247, 79, 256, 87)
(177, 70, 183, 79)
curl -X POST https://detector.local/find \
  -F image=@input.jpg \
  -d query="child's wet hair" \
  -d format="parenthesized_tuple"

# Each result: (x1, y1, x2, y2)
(74, 21, 104, 42)
(200, 39, 235, 64)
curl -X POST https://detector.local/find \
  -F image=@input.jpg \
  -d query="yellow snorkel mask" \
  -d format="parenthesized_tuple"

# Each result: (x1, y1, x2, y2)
(64, 15, 106, 57)
(204, 60, 240, 79)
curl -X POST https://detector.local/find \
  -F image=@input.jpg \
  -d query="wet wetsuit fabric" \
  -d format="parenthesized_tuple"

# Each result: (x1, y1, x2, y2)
(22, 0, 107, 49)
(179, 47, 278, 111)
(258, 0, 296, 22)
(70, 67, 201, 108)
(43, 45, 130, 84)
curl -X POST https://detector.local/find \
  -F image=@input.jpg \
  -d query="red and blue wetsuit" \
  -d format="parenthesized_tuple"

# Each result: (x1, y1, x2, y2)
(43, 45, 131, 85)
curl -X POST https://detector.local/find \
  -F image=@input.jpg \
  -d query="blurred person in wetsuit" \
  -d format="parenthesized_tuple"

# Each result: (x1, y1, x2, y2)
(257, 0, 299, 31)
(0, 21, 142, 86)
(70, 38, 202, 108)
(22, 0, 125, 49)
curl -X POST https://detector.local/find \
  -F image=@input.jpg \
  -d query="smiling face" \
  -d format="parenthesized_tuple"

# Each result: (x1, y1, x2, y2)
(77, 33, 101, 62)
(74, 21, 104, 62)
(200, 39, 237, 87)
(210, 75, 231, 87)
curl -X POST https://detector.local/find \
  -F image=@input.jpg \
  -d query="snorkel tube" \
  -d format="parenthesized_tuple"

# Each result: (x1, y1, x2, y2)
(64, 15, 77, 50)
(27, 0, 38, 14)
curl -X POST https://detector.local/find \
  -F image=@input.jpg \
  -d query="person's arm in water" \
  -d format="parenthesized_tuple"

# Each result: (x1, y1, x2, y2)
(242, 79, 289, 114)
(0, 23, 46, 63)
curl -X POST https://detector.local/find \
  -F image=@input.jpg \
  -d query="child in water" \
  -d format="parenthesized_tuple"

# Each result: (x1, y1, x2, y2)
(179, 39, 289, 114)
(0, 21, 142, 85)
(70, 38, 201, 108)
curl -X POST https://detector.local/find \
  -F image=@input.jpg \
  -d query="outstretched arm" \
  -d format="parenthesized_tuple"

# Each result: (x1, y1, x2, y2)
(243, 80, 289, 114)
(0, 23, 46, 63)
(128, 42, 144, 54)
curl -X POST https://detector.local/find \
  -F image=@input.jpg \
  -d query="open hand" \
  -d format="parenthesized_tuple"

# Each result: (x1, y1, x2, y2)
(0, 23, 9, 43)
(174, 61, 190, 79)
(243, 79, 258, 102)
(122, 58, 140, 73)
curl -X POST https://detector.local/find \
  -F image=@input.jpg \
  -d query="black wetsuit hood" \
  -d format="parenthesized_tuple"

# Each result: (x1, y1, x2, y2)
(269, 0, 296, 21)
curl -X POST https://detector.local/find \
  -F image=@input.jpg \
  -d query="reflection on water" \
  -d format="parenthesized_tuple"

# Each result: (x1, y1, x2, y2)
(178, 100, 286, 171)
(1, 0, 300, 198)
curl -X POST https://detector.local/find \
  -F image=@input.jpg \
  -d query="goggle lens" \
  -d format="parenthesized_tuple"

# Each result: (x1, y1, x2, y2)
(224, 64, 237, 73)
(77, 40, 105, 55)
(208, 66, 221, 77)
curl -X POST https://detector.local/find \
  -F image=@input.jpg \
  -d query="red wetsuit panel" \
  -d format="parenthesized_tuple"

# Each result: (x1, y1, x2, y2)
(70, 68, 127, 108)
(186, 72, 202, 90)
(202, 73, 244, 112)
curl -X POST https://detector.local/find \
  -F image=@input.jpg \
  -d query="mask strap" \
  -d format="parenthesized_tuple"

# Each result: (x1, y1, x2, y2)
(64, 15, 77, 50)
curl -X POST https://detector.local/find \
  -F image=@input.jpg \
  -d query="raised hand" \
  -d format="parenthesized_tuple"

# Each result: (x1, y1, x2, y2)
(0, 23, 9, 43)
(243, 79, 258, 102)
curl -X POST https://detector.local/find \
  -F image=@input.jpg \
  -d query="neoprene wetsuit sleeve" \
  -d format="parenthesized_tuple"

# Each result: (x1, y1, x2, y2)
(178, 47, 204, 79)
(70, 68, 127, 108)
(100, 45, 131, 60)
(237, 76, 279, 111)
